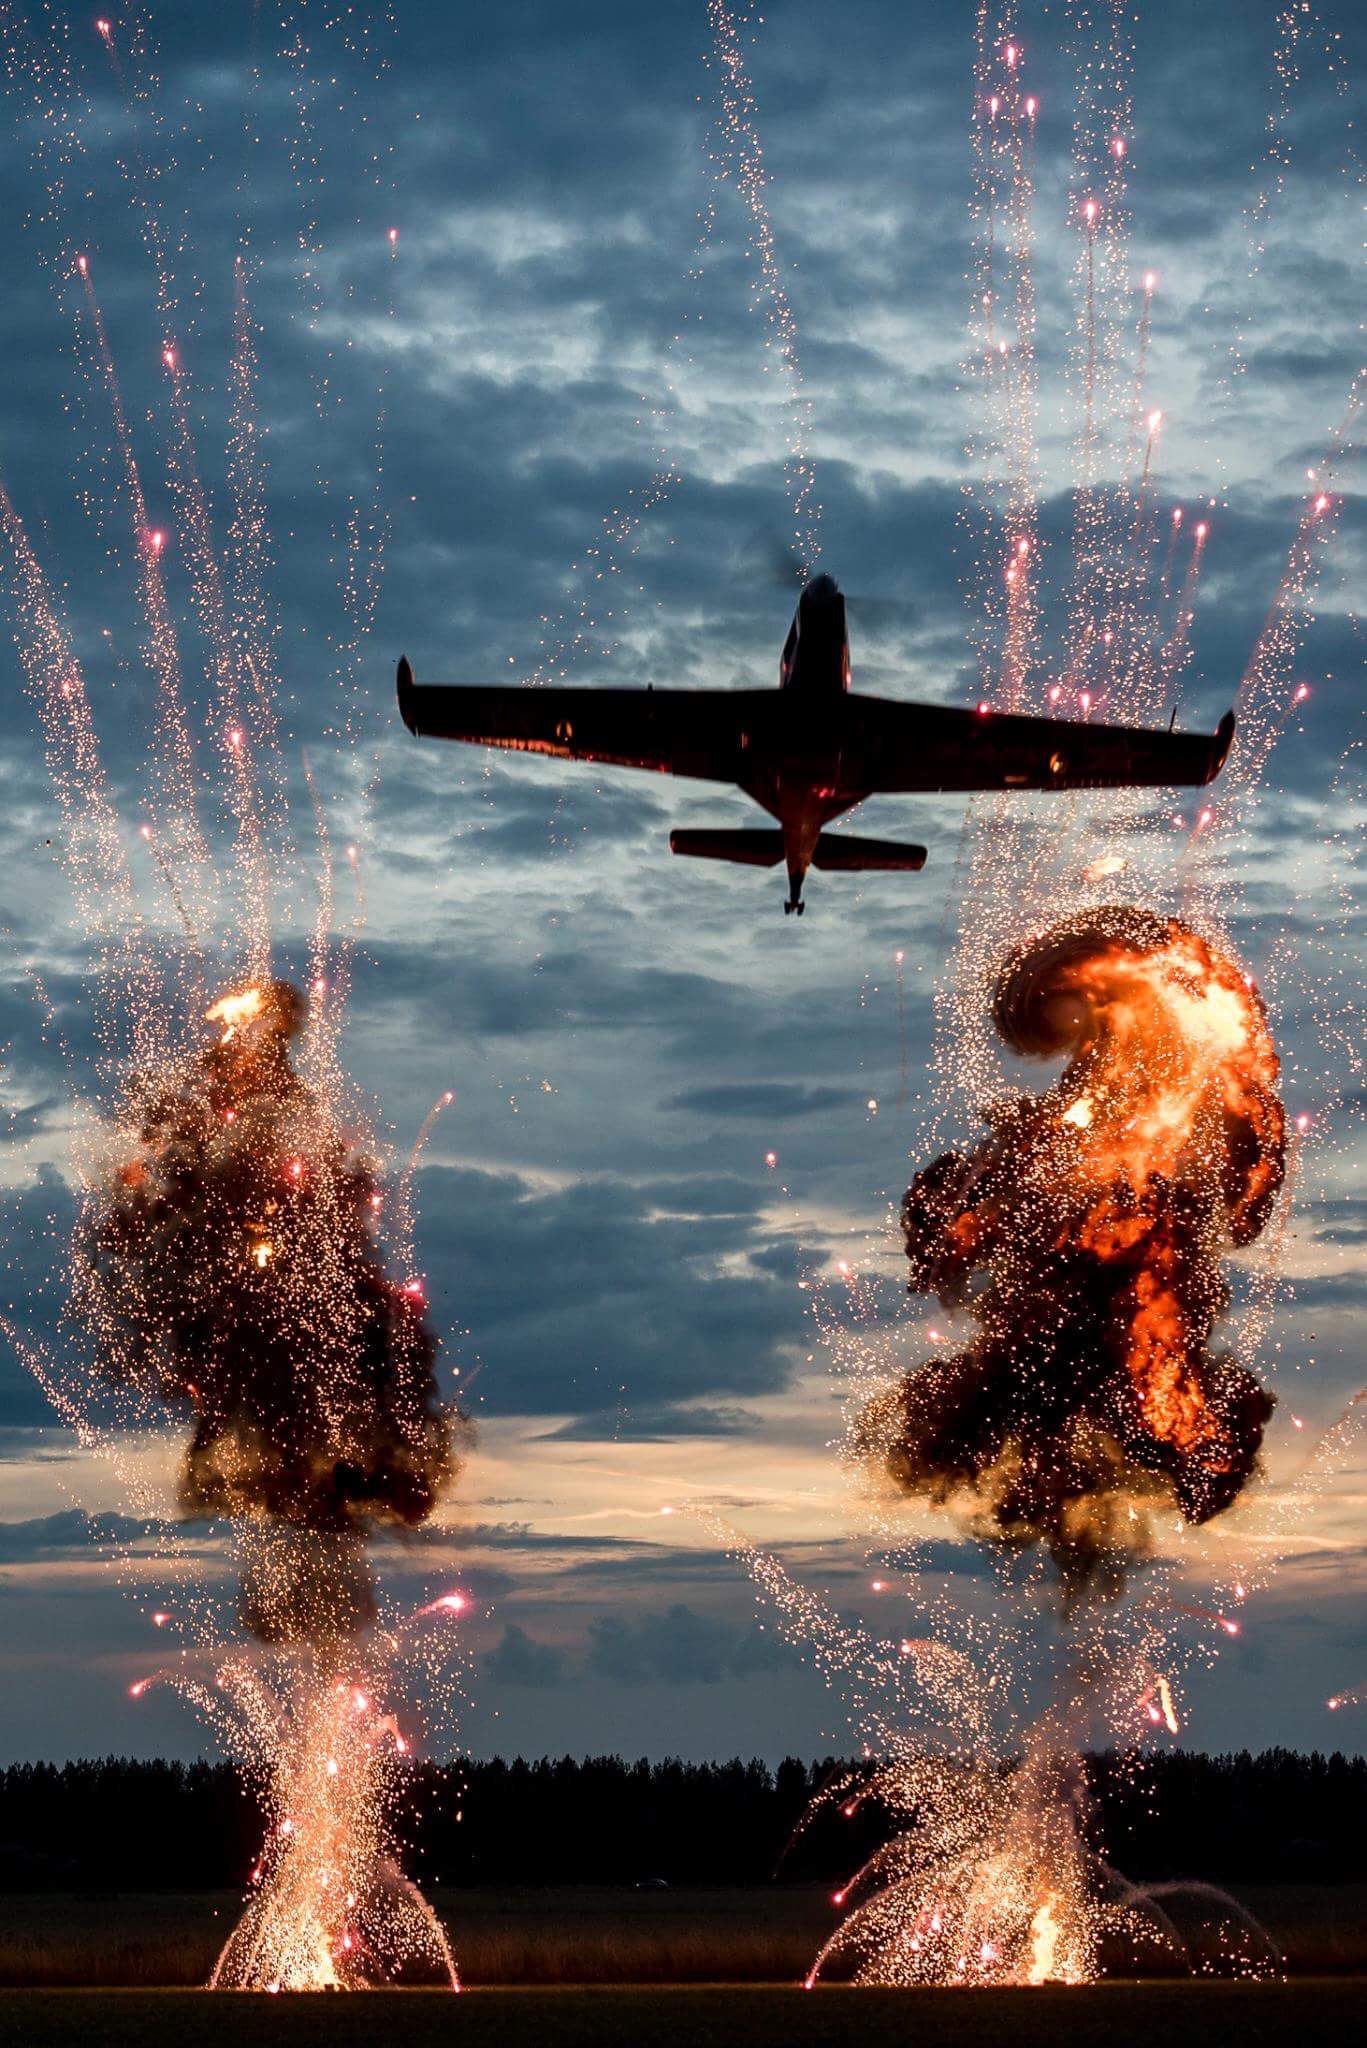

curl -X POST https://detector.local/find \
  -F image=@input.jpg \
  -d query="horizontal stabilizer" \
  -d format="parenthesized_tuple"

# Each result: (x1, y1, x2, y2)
(812, 832, 928, 872)
(669, 828, 784, 868)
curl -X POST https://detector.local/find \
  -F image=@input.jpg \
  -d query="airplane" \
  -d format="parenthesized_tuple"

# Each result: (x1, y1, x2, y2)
(396, 571, 1235, 915)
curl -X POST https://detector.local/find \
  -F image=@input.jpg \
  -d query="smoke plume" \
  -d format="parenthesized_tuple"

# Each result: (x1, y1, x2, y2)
(79, 980, 464, 1641)
(861, 908, 1284, 1596)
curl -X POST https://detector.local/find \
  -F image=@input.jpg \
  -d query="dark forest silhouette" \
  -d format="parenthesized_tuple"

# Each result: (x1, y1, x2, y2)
(0, 1750, 1360, 1891)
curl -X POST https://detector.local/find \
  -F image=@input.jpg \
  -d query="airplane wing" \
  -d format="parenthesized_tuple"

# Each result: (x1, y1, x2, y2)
(843, 697, 1235, 794)
(397, 659, 770, 784)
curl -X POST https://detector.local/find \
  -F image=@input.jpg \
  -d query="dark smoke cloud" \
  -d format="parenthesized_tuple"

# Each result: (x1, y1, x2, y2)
(78, 981, 465, 1642)
(861, 907, 1285, 1598)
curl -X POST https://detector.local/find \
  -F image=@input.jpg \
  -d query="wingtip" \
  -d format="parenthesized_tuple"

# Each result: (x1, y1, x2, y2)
(1207, 707, 1236, 782)
(396, 654, 417, 734)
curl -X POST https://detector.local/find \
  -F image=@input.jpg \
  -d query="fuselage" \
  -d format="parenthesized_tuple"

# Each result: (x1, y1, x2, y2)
(749, 574, 862, 886)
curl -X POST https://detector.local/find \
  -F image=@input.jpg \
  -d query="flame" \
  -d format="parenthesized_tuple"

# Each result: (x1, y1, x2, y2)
(206, 985, 266, 1041)
(1026, 1892, 1064, 1985)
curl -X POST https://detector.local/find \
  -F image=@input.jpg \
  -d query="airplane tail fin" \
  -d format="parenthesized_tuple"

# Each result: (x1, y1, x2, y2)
(669, 829, 785, 868)
(812, 832, 928, 872)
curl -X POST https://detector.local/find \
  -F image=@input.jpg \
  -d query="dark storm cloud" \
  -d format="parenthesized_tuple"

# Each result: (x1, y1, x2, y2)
(584, 1601, 797, 1687)
(413, 1162, 807, 1413)
(0, 1508, 163, 1560)
(668, 1081, 862, 1120)
(481, 1621, 567, 1689)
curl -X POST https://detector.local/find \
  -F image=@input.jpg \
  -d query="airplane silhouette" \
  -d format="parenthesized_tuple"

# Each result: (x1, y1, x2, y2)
(397, 572, 1234, 915)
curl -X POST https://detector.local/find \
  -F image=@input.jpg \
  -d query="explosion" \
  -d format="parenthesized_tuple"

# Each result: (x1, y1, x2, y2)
(80, 978, 463, 1645)
(862, 907, 1285, 1595)
(65, 981, 469, 1987)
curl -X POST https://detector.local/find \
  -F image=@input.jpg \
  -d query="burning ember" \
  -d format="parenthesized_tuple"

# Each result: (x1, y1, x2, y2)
(861, 907, 1284, 1595)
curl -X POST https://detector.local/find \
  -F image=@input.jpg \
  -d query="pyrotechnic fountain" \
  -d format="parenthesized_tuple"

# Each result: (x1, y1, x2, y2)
(0, 8, 469, 1992)
(697, 0, 1357, 1993)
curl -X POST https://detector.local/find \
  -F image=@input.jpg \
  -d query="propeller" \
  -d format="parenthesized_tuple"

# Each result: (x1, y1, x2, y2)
(733, 527, 920, 632)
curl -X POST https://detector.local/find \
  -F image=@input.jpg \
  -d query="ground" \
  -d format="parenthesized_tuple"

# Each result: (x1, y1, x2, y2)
(1, 1883, 1364, 1985)
(0, 1983, 1362, 2048)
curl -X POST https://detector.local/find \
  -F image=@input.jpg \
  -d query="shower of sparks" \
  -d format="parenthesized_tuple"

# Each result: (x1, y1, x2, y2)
(704, 0, 820, 578)
(0, 2, 469, 1993)
(710, 1, 1360, 1991)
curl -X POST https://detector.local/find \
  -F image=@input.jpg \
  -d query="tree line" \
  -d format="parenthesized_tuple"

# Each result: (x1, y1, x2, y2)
(0, 1748, 1359, 1890)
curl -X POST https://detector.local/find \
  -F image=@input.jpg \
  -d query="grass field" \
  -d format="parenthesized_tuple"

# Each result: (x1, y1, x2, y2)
(0, 1982, 1362, 2048)
(0, 1883, 1363, 1986)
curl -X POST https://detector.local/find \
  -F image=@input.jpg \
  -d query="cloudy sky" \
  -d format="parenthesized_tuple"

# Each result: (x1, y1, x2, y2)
(0, 0, 1361, 1767)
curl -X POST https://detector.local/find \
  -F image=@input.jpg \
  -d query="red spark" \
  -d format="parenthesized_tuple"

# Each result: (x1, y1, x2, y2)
(1025, 96, 1037, 118)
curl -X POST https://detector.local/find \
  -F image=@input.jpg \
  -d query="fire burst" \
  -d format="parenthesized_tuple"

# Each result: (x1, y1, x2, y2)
(0, 6, 466, 1992)
(864, 908, 1284, 1598)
